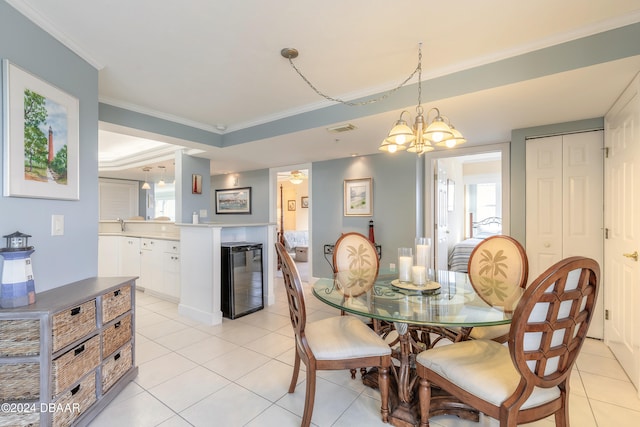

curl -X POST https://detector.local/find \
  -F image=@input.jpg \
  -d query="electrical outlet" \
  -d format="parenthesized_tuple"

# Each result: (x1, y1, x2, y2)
(389, 263, 396, 272)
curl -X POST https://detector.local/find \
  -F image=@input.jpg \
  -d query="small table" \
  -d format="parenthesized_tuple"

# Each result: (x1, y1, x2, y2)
(312, 270, 522, 427)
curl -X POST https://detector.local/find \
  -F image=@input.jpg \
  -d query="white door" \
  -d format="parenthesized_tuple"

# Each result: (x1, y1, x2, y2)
(526, 136, 563, 278)
(434, 164, 449, 271)
(526, 131, 604, 338)
(605, 73, 640, 393)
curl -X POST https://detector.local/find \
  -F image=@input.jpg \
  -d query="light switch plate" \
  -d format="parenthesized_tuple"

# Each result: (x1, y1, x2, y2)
(199, 209, 208, 218)
(51, 214, 64, 236)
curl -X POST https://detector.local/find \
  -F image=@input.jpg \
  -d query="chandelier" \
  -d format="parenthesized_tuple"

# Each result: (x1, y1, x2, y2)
(379, 44, 465, 155)
(281, 43, 465, 156)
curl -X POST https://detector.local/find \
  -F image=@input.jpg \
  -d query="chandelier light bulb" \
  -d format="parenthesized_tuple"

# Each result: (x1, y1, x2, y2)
(431, 132, 444, 142)
(445, 139, 457, 148)
(388, 144, 398, 153)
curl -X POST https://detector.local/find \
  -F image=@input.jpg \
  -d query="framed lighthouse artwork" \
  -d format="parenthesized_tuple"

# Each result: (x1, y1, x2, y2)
(2, 60, 80, 200)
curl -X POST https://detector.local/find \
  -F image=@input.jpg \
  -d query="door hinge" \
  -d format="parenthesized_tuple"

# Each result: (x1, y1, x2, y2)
(604, 147, 610, 158)
(604, 228, 609, 239)
(605, 309, 609, 320)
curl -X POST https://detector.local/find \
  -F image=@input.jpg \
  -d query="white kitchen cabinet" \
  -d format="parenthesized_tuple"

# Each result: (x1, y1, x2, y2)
(119, 237, 141, 280)
(98, 235, 179, 302)
(140, 238, 163, 296)
(162, 241, 181, 301)
(98, 235, 120, 276)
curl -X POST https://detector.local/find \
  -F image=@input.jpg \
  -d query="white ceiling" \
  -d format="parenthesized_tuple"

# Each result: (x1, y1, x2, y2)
(9, 0, 640, 182)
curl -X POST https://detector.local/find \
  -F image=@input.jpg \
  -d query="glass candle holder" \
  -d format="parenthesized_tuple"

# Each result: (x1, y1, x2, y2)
(398, 247, 413, 282)
(415, 237, 431, 269)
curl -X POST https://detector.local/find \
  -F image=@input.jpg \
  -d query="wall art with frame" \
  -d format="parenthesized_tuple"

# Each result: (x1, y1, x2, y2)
(215, 187, 251, 214)
(344, 177, 373, 216)
(2, 60, 79, 200)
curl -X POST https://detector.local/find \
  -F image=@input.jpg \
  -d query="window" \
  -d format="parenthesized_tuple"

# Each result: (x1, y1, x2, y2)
(154, 183, 175, 221)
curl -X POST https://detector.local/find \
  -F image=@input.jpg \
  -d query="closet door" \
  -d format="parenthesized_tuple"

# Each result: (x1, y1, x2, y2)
(526, 131, 604, 338)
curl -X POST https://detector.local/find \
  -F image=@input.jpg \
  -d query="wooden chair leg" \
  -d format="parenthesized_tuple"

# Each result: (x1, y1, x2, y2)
(360, 367, 367, 378)
(378, 366, 390, 423)
(302, 365, 317, 427)
(350, 368, 356, 379)
(418, 376, 431, 427)
(289, 347, 301, 393)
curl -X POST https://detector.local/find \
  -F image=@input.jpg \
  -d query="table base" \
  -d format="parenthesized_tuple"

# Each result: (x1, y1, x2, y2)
(363, 368, 479, 427)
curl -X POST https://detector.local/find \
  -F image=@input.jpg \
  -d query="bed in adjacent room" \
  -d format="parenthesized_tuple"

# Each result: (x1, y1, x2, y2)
(447, 217, 502, 272)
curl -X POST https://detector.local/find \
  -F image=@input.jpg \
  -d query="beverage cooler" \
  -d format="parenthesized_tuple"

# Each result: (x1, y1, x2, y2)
(221, 242, 264, 319)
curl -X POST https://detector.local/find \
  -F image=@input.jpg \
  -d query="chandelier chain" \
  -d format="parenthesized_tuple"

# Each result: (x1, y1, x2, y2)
(286, 56, 420, 107)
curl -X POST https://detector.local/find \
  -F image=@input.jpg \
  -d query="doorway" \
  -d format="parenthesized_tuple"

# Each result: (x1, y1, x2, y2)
(271, 165, 311, 282)
(426, 143, 509, 273)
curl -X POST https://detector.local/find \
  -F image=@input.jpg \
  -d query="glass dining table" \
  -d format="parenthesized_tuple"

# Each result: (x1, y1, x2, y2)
(312, 269, 523, 427)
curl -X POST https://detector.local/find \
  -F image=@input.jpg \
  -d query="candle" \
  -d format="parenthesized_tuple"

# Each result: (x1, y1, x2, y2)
(415, 237, 431, 268)
(412, 265, 426, 285)
(398, 256, 412, 282)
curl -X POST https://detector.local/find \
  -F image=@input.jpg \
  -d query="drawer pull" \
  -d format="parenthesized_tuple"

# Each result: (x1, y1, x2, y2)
(74, 344, 85, 356)
(71, 384, 81, 395)
(114, 289, 121, 297)
(114, 352, 121, 361)
(114, 321, 121, 329)
(70, 307, 81, 316)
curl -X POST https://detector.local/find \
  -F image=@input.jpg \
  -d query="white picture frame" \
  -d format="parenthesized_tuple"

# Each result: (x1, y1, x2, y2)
(2, 60, 80, 200)
(344, 177, 373, 216)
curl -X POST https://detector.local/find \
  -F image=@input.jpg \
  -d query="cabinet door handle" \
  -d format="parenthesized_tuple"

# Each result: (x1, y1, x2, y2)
(114, 321, 121, 329)
(70, 307, 81, 316)
(71, 384, 81, 395)
(114, 352, 121, 361)
(74, 344, 85, 356)
(114, 289, 121, 297)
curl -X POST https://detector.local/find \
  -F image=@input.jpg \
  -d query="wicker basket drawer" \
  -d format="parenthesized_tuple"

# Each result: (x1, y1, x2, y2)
(102, 285, 132, 324)
(102, 313, 132, 358)
(52, 335, 100, 397)
(52, 300, 97, 352)
(0, 362, 39, 402)
(0, 410, 40, 427)
(52, 372, 96, 427)
(101, 342, 132, 393)
(0, 319, 40, 357)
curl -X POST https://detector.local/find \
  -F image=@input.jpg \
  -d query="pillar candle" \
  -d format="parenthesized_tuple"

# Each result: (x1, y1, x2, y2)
(412, 265, 426, 285)
(398, 256, 413, 282)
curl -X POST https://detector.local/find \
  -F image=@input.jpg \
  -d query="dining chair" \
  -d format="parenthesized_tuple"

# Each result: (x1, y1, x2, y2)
(275, 242, 392, 426)
(332, 232, 380, 297)
(466, 235, 528, 343)
(415, 256, 600, 427)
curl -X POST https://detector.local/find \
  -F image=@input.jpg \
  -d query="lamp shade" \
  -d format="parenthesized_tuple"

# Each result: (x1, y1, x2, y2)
(379, 139, 408, 153)
(436, 125, 466, 148)
(423, 117, 453, 143)
(141, 181, 151, 190)
(385, 118, 415, 145)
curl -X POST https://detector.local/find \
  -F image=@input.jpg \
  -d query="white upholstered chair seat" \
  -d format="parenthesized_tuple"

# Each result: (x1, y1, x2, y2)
(416, 339, 560, 410)
(468, 324, 510, 340)
(306, 316, 391, 360)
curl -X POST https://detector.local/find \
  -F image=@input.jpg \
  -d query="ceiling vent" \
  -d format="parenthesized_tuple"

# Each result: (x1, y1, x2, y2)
(326, 123, 357, 133)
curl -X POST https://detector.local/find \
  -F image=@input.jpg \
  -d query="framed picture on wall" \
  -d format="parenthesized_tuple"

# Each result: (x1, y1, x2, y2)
(288, 200, 296, 211)
(192, 174, 202, 194)
(215, 187, 251, 214)
(344, 177, 373, 216)
(2, 60, 80, 200)
(301, 196, 309, 208)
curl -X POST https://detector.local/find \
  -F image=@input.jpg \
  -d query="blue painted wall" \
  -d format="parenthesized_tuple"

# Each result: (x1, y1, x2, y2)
(0, 2, 99, 292)
(210, 169, 270, 223)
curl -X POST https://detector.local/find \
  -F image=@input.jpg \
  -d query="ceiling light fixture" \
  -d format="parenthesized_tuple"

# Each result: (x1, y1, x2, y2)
(289, 170, 305, 185)
(379, 43, 465, 155)
(280, 44, 465, 156)
(141, 167, 151, 190)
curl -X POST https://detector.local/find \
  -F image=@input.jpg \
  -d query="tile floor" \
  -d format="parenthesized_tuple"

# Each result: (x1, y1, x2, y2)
(89, 276, 640, 427)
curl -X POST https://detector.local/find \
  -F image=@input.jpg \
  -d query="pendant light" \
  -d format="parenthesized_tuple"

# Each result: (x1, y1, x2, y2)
(141, 167, 151, 190)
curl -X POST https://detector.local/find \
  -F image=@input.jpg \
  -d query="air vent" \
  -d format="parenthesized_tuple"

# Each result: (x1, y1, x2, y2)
(326, 123, 357, 133)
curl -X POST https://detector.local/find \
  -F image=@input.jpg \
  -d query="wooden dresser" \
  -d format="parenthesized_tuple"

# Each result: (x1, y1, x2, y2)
(0, 277, 138, 426)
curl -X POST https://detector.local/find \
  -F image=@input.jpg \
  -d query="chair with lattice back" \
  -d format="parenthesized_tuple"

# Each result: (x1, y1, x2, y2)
(275, 242, 391, 426)
(467, 235, 529, 342)
(416, 256, 600, 427)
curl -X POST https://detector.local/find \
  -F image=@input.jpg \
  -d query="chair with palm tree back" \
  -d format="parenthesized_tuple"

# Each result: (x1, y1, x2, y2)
(332, 232, 380, 298)
(466, 235, 528, 342)
(415, 256, 600, 427)
(274, 242, 391, 426)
